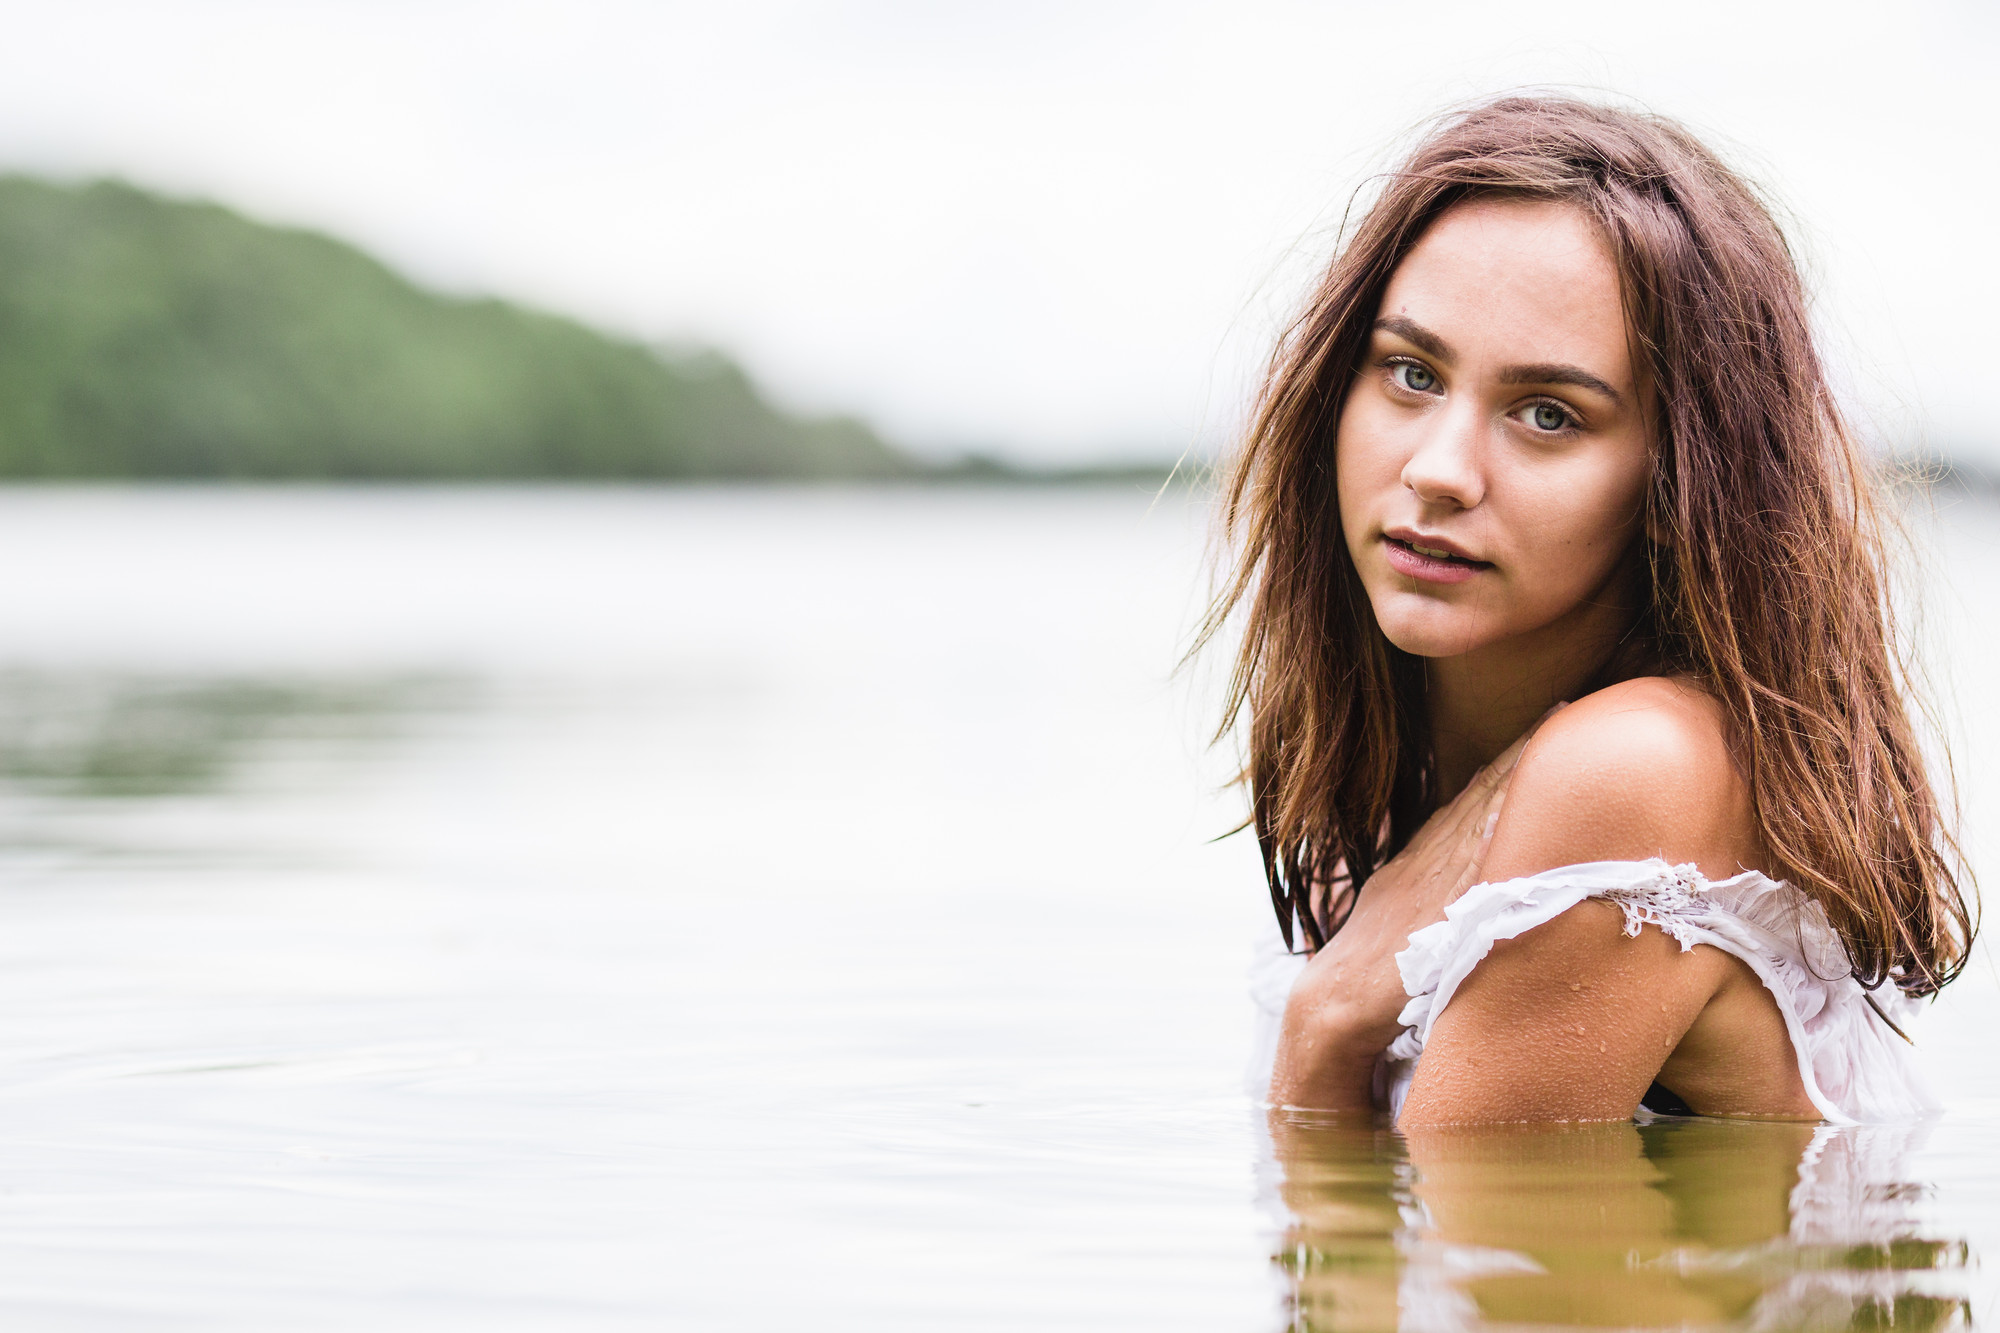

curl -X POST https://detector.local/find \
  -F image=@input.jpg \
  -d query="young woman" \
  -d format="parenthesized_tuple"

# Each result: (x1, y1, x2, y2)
(1214, 97, 1974, 1125)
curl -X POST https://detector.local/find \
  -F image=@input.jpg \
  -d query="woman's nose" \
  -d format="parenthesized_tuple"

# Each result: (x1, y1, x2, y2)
(1399, 404, 1485, 510)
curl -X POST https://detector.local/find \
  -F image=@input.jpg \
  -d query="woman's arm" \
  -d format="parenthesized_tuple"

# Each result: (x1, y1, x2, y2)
(1397, 678, 1817, 1126)
(1270, 731, 1530, 1111)
(1397, 898, 1733, 1122)
(1269, 889, 1434, 1113)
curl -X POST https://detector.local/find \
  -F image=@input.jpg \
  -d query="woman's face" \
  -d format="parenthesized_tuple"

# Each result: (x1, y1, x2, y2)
(1336, 198, 1652, 661)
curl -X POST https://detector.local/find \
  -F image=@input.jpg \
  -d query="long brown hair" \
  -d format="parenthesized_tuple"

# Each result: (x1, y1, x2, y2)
(1204, 95, 1973, 996)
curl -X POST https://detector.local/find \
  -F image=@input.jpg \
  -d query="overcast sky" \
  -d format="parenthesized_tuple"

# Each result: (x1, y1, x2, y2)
(0, 0, 1989, 464)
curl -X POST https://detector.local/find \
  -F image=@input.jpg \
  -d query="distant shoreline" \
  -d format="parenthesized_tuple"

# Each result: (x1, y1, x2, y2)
(0, 175, 1201, 485)
(0, 467, 1200, 490)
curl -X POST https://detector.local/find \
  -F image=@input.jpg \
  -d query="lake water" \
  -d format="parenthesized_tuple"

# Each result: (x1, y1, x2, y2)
(0, 484, 1993, 1330)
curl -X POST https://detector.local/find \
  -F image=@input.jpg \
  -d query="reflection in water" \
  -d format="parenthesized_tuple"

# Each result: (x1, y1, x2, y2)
(1268, 1111, 1970, 1332)
(0, 669, 471, 797)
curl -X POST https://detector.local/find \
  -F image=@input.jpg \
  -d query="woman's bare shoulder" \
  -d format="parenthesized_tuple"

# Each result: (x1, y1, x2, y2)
(1480, 676, 1763, 884)
(1405, 678, 1812, 1127)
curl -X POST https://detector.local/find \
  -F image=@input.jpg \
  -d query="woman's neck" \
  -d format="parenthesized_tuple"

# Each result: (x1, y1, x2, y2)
(1425, 570, 1644, 797)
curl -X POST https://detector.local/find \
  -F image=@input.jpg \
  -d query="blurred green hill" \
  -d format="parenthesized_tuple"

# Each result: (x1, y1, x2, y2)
(0, 176, 915, 479)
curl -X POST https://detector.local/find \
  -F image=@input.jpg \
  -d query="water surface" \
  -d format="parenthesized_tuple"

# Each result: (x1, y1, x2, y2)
(0, 485, 1990, 1330)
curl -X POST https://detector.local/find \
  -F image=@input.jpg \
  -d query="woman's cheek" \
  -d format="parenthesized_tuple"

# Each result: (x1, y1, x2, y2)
(1510, 481, 1641, 613)
(1333, 424, 1383, 562)
(1335, 404, 1408, 525)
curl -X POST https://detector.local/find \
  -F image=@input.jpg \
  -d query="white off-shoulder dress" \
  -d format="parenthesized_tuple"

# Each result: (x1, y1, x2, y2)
(1248, 858, 1938, 1123)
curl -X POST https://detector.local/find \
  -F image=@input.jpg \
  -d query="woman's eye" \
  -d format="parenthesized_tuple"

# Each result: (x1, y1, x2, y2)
(1391, 363, 1438, 393)
(1528, 402, 1572, 432)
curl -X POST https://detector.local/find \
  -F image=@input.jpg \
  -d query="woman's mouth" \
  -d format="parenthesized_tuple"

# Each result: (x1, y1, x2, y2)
(1381, 534, 1491, 585)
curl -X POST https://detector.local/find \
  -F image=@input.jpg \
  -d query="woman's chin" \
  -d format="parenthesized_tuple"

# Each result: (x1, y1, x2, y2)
(1371, 609, 1498, 661)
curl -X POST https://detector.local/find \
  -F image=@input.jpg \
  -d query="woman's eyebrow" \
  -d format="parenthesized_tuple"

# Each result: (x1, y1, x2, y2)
(1372, 316, 1453, 362)
(1498, 363, 1624, 406)
(1374, 316, 1625, 407)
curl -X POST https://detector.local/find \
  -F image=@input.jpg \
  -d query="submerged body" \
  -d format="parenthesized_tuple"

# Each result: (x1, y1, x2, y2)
(1263, 1112, 1958, 1329)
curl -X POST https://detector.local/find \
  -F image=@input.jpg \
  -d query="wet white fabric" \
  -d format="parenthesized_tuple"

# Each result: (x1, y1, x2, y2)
(1248, 859, 1938, 1124)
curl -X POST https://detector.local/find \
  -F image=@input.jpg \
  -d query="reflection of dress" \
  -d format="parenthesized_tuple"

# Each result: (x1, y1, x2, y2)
(1248, 858, 1939, 1124)
(1253, 1112, 1954, 1333)
(1744, 1120, 1955, 1332)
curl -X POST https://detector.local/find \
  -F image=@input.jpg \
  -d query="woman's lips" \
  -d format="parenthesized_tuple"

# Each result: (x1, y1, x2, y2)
(1380, 534, 1491, 585)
